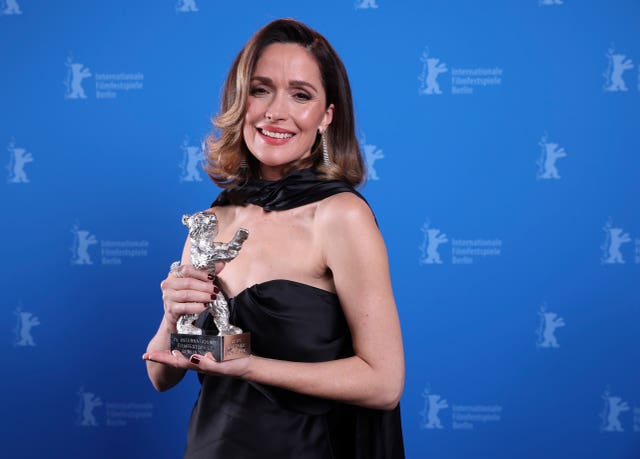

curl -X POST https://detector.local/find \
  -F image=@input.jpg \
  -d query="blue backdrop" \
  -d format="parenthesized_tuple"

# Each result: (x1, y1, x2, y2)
(2, 1, 639, 458)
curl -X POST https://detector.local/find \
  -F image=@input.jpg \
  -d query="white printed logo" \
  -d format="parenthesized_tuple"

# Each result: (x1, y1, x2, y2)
(71, 223, 150, 266)
(0, 0, 22, 15)
(420, 385, 503, 430)
(179, 137, 204, 182)
(419, 47, 448, 95)
(420, 387, 448, 429)
(64, 53, 143, 99)
(77, 388, 103, 427)
(539, 0, 563, 5)
(6, 138, 33, 183)
(175, 0, 198, 12)
(537, 133, 567, 180)
(536, 303, 565, 348)
(64, 54, 92, 99)
(76, 386, 153, 427)
(419, 47, 503, 95)
(601, 389, 630, 432)
(419, 219, 502, 265)
(14, 305, 39, 347)
(71, 224, 98, 265)
(359, 134, 383, 181)
(355, 0, 379, 9)
(604, 47, 633, 92)
(601, 218, 632, 265)
(419, 220, 448, 265)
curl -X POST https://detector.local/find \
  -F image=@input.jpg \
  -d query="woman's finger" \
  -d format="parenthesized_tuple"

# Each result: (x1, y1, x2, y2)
(143, 349, 191, 369)
(167, 284, 217, 302)
(176, 263, 226, 281)
(144, 350, 213, 372)
(162, 277, 218, 296)
(165, 301, 209, 318)
(175, 264, 211, 281)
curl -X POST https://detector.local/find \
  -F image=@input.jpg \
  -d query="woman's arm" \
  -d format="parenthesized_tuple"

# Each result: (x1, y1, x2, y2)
(144, 195, 405, 409)
(144, 238, 220, 392)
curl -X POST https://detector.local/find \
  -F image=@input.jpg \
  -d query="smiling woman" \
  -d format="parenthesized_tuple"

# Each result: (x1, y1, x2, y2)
(204, 18, 364, 188)
(144, 18, 405, 459)
(242, 43, 334, 179)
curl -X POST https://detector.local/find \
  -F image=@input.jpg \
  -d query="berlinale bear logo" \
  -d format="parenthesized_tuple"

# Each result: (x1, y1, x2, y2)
(601, 219, 632, 264)
(175, 0, 198, 13)
(77, 388, 103, 427)
(64, 55, 92, 99)
(179, 137, 204, 182)
(536, 303, 565, 348)
(419, 221, 448, 265)
(537, 134, 567, 180)
(419, 48, 448, 95)
(14, 306, 39, 347)
(6, 138, 33, 183)
(604, 47, 633, 92)
(71, 224, 98, 265)
(600, 389, 630, 432)
(359, 134, 384, 181)
(0, 0, 22, 15)
(420, 387, 449, 429)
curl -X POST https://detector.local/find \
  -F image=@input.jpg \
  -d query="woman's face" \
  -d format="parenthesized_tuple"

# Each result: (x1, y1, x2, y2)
(243, 43, 334, 180)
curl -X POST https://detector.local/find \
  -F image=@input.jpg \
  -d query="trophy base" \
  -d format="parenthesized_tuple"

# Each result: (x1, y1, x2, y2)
(170, 332, 251, 361)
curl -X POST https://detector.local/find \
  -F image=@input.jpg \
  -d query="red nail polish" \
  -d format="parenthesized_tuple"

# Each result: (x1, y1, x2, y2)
(213, 286, 220, 294)
(190, 355, 200, 364)
(207, 273, 215, 280)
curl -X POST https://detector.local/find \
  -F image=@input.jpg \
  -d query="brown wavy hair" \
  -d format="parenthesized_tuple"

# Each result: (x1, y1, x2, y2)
(203, 18, 364, 188)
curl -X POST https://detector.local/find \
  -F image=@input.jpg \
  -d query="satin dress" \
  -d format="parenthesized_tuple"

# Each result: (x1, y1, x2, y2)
(184, 281, 404, 459)
(183, 168, 405, 458)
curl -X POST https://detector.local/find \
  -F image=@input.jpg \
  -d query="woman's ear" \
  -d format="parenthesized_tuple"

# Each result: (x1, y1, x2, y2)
(319, 103, 335, 133)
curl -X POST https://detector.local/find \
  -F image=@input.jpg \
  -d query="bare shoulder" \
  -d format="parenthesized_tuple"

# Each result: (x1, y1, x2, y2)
(315, 192, 376, 229)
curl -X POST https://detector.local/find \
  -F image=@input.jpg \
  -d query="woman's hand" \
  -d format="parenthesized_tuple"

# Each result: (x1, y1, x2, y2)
(142, 349, 253, 379)
(148, 258, 250, 379)
(160, 263, 224, 333)
(144, 260, 227, 392)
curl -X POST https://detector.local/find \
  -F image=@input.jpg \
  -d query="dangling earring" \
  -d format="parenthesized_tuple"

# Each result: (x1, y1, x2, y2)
(238, 157, 248, 174)
(321, 130, 331, 166)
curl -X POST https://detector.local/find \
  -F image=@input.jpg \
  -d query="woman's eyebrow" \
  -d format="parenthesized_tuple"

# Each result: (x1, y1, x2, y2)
(289, 80, 318, 94)
(251, 75, 272, 84)
(251, 76, 318, 94)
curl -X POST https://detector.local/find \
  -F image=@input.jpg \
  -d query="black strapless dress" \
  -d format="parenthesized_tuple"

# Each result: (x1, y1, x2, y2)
(184, 280, 405, 459)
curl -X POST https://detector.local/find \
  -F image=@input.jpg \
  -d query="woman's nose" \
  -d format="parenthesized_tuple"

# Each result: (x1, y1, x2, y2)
(265, 92, 287, 121)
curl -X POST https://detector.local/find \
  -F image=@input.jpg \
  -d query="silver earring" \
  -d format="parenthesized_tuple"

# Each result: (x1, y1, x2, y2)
(322, 130, 330, 166)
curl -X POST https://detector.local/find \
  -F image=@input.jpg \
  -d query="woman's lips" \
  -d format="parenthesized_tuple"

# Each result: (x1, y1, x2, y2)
(257, 127, 295, 145)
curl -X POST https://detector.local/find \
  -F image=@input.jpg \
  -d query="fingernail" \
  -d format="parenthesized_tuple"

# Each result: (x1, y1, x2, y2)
(207, 273, 215, 280)
(190, 355, 201, 364)
(203, 303, 209, 309)
(213, 286, 220, 294)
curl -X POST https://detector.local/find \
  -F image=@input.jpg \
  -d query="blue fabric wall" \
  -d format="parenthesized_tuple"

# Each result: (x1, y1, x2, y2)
(2, 1, 639, 457)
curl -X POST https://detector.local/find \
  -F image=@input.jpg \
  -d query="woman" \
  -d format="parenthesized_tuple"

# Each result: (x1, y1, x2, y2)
(143, 18, 405, 458)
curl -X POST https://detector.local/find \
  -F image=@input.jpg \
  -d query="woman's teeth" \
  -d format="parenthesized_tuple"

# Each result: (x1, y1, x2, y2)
(260, 129, 294, 139)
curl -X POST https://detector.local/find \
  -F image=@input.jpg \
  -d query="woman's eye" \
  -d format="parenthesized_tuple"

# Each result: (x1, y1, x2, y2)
(293, 92, 312, 101)
(249, 86, 268, 96)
